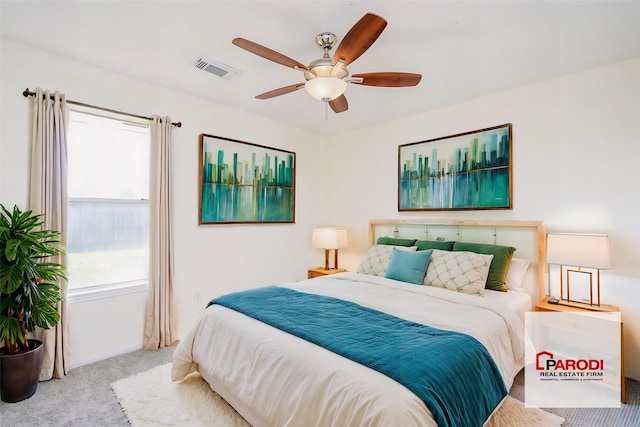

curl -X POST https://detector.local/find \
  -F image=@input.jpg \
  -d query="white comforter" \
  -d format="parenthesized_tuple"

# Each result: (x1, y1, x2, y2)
(172, 273, 526, 427)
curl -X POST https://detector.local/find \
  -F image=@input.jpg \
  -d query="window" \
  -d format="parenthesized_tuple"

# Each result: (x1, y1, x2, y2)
(66, 110, 150, 297)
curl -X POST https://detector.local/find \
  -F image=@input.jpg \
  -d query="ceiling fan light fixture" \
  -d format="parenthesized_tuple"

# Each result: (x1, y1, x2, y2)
(305, 76, 347, 101)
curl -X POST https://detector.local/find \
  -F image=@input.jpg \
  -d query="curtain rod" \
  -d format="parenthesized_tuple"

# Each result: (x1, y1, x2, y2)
(22, 88, 182, 128)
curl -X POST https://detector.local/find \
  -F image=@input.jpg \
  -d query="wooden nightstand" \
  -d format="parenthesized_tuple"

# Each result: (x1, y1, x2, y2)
(308, 268, 346, 279)
(535, 297, 625, 403)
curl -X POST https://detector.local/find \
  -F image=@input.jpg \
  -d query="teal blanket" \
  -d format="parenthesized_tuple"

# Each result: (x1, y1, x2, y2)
(209, 286, 507, 427)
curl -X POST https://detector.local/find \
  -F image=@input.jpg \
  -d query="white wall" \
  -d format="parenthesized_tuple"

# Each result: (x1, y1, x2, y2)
(2, 38, 639, 380)
(327, 57, 640, 380)
(0, 39, 328, 366)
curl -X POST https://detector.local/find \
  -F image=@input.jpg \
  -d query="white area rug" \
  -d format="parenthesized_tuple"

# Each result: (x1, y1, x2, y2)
(111, 364, 250, 427)
(112, 363, 564, 427)
(487, 397, 564, 427)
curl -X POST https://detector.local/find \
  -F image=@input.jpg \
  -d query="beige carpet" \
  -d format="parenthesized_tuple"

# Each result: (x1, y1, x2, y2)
(112, 363, 564, 427)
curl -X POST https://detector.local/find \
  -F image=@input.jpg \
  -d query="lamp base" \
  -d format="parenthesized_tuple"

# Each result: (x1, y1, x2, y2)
(560, 266, 602, 308)
(322, 248, 341, 270)
(557, 300, 616, 312)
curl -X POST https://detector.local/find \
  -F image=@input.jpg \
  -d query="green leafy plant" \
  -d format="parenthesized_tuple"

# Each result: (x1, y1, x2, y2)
(0, 204, 66, 354)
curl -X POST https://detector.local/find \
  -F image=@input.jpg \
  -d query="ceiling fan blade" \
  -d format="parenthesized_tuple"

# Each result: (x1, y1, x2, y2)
(329, 95, 348, 113)
(351, 72, 422, 87)
(233, 38, 308, 71)
(332, 13, 387, 67)
(255, 83, 306, 100)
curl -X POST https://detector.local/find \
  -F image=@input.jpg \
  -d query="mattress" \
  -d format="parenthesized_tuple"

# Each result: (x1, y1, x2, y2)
(482, 285, 533, 324)
(172, 272, 526, 427)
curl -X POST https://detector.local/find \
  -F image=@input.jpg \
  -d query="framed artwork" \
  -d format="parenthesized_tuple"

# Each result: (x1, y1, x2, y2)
(199, 134, 295, 224)
(398, 123, 512, 211)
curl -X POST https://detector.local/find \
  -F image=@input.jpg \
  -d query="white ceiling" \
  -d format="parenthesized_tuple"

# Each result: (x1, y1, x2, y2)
(2, 1, 640, 135)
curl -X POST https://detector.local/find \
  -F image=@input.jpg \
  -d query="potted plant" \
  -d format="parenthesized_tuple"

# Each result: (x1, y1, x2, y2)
(0, 204, 66, 402)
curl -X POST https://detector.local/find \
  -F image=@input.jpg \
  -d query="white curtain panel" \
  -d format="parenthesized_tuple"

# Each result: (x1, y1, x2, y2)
(144, 116, 176, 349)
(28, 88, 70, 380)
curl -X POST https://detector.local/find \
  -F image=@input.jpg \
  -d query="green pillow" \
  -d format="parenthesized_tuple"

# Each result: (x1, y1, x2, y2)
(384, 249, 433, 285)
(415, 240, 455, 251)
(376, 237, 417, 247)
(452, 242, 516, 292)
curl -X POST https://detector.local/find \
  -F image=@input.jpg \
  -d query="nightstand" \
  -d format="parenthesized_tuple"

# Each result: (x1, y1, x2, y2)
(308, 267, 346, 279)
(535, 297, 625, 403)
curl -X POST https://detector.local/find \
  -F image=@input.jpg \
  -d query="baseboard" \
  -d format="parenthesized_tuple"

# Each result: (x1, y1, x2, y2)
(70, 343, 143, 369)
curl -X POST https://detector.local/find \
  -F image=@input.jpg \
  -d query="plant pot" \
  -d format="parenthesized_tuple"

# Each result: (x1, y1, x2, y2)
(0, 339, 44, 403)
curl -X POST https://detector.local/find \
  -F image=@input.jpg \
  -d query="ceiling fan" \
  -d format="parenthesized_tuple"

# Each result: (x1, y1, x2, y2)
(232, 12, 422, 114)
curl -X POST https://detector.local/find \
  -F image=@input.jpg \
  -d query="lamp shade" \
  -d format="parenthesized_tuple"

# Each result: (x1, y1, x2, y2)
(312, 228, 348, 249)
(546, 233, 611, 269)
(305, 77, 347, 101)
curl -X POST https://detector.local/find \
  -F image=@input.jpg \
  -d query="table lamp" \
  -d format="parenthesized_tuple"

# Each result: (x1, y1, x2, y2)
(312, 228, 348, 270)
(546, 232, 611, 308)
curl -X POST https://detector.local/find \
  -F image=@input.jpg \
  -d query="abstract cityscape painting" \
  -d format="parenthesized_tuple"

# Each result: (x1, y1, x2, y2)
(199, 134, 295, 224)
(398, 124, 512, 211)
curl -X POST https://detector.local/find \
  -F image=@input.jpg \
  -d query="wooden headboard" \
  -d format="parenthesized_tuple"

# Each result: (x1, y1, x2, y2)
(368, 219, 545, 303)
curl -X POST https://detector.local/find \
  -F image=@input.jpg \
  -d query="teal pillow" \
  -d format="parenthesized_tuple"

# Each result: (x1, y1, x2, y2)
(384, 249, 433, 285)
(415, 240, 455, 251)
(376, 237, 417, 247)
(452, 242, 516, 292)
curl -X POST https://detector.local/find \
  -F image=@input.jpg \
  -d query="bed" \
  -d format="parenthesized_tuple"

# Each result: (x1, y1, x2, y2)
(172, 219, 545, 427)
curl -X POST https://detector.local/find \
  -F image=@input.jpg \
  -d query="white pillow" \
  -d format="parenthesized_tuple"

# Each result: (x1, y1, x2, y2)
(506, 257, 530, 291)
(424, 249, 494, 296)
(357, 245, 417, 277)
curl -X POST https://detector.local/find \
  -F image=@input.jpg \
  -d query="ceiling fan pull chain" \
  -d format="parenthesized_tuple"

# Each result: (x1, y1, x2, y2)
(325, 101, 329, 121)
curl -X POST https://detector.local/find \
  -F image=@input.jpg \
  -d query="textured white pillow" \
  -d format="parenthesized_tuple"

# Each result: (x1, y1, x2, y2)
(357, 245, 417, 277)
(424, 249, 494, 296)
(506, 257, 530, 291)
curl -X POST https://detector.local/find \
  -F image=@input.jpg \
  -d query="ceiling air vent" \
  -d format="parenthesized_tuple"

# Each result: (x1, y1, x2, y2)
(194, 57, 242, 80)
